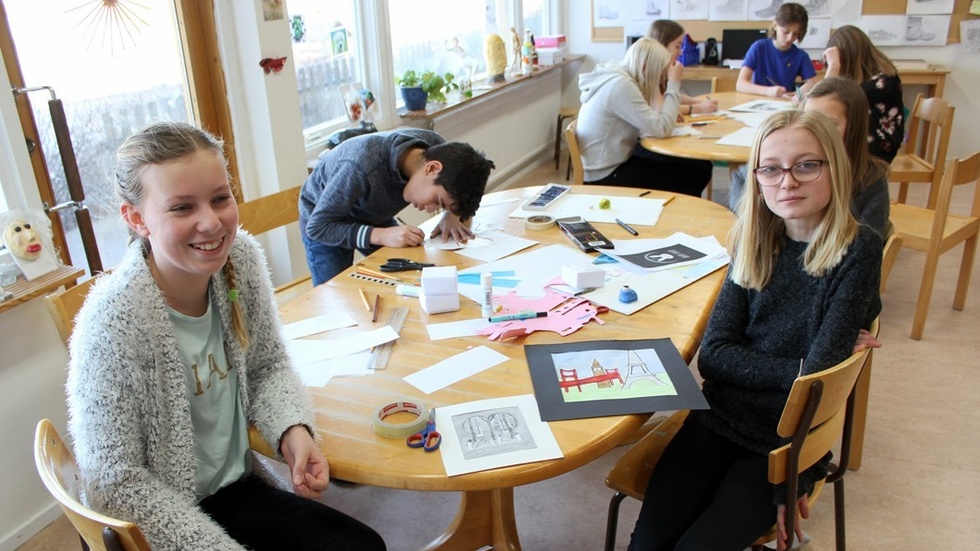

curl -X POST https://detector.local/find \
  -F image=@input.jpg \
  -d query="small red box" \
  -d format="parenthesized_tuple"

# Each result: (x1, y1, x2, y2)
(536, 35, 566, 49)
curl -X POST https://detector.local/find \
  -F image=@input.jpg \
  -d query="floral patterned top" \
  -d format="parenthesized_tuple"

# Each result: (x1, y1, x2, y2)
(863, 73, 904, 163)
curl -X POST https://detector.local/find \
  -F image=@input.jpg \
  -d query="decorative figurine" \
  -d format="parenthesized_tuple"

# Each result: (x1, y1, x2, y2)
(484, 34, 507, 83)
(510, 27, 522, 74)
(0, 209, 59, 281)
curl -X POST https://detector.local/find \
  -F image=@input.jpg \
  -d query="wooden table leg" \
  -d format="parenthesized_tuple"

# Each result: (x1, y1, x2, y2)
(421, 488, 521, 551)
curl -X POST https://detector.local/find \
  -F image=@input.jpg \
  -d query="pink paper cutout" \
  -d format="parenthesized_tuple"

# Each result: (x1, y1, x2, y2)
(480, 288, 605, 341)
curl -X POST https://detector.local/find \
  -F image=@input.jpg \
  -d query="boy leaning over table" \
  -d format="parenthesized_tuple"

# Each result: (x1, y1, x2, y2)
(300, 128, 495, 286)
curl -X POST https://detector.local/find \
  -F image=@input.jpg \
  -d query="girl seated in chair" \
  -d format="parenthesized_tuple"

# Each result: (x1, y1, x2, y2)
(66, 122, 386, 551)
(627, 110, 882, 551)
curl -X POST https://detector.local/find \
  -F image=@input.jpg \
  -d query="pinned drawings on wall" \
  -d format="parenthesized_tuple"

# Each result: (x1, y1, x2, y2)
(0, 209, 60, 281)
(907, 0, 956, 16)
(262, 0, 284, 22)
(524, 338, 709, 422)
(961, 19, 980, 52)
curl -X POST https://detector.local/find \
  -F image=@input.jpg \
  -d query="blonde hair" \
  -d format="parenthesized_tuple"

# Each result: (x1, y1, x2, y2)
(730, 110, 858, 290)
(114, 121, 249, 349)
(826, 25, 898, 82)
(621, 37, 672, 105)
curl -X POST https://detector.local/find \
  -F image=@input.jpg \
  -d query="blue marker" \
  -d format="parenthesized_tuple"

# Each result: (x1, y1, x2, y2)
(488, 310, 548, 323)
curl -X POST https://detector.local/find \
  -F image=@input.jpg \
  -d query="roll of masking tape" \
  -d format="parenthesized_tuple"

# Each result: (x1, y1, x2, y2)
(525, 215, 556, 231)
(372, 400, 429, 438)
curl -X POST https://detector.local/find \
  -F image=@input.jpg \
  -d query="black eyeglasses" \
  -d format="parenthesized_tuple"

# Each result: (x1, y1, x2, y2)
(752, 160, 826, 187)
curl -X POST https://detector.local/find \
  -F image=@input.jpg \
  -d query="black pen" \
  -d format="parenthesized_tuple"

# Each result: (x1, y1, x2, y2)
(639, 191, 651, 197)
(615, 218, 638, 236)
(396, 217, 407, 225)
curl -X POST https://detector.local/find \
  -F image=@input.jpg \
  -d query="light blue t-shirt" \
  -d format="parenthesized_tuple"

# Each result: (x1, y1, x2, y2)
(743, 38, 816, 91)
(170, 298, 251, 502)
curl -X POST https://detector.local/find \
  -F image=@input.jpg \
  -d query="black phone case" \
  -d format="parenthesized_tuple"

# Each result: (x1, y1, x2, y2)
(556, 217, 613, 252)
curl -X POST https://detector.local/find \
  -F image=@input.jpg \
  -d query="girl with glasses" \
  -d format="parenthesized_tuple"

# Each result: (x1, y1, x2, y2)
(627, 110, 881, 551)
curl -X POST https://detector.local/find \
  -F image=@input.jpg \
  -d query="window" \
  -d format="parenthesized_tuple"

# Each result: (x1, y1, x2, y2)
(4, 0, 192, 271)
(523, 0, 545, 37)
(389, 0, 488, 95)
(287, 0, 362, 141)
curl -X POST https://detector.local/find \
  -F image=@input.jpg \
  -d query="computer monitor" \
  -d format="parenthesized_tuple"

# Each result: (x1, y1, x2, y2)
(721, 28, 768, 62)
(625, 35, 642, 49)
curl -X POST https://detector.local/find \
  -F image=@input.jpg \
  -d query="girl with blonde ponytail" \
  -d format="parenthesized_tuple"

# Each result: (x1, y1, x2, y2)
(67, 122, 385, 550)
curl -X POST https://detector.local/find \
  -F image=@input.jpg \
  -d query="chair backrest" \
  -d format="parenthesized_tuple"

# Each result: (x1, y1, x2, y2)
(46, 275, 102, 346)
(930, 152, 980, 240)
(880, 220, 903, 294)
(906, 94, 954, 189)
(564, 120, 585, 186)
(238, 185, 302, 235)
(768, 318, 879, 486)
(34, 419, 152, 551)
(710, 77, 736, 94)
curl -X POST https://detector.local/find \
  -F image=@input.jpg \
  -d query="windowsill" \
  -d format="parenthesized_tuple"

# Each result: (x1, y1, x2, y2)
(397, 55, 585, 121)
(0, 265, 84, 315)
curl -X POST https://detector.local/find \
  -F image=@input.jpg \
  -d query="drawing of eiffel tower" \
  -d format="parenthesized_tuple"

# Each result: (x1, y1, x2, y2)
(621, 350, 665, 389)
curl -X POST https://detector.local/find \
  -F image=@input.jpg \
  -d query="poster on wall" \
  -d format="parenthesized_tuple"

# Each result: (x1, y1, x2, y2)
(710, 0, 749, 21)
(800, 18, 832, 49)
(962, 19, 980, 52)
(907, 0, 955, 15)
(858, 15, 905, 46)
(904, 15, 950, 46)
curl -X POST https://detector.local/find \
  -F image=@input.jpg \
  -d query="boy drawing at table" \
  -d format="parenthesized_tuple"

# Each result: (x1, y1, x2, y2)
(300, 128, 494, 286)
(736, 3, 819, 99)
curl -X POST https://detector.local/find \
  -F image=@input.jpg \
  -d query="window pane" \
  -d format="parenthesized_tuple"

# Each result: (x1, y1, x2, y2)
(287, 0, 360, 136)
(5, 0, 191, 272)
(524, 0, 545, 37)
(389, 0, 487, 94)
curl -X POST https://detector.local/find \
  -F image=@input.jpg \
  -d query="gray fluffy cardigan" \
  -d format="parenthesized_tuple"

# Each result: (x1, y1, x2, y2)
(66, 230, 314, 550)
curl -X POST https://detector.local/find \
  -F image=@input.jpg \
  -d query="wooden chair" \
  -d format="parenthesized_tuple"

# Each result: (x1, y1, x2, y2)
(890, 152, 980, 340)
(564, 120, 585, 186)
(555, 106, 579, 171)
(34, 419, 152, 551)
(237, 185, 311, 303)
(890, 94, 954, 208)
(710, 76, 737, 94)
(604, 321, 877, 551)
(880, 220, 903, 295)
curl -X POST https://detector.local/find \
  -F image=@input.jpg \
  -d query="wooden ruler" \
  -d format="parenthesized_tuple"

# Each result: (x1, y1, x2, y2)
(369, 306, 409, 370)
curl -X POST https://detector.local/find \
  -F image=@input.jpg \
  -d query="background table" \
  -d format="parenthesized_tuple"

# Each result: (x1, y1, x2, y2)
(639, 91, 780, 164)
(279, 185, 734, 551)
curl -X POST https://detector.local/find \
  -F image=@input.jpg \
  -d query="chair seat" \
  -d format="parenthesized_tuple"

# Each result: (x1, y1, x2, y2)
(891, 203, 980, 253)
(889, 154, 934, 182)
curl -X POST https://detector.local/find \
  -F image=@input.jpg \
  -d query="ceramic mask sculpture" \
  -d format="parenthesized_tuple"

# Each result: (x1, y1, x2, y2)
(3, 218, 42, 260)
(484, 34, 507, 83)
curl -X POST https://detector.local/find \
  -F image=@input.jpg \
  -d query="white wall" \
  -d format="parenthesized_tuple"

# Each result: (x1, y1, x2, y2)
(563, 4, 980, 159)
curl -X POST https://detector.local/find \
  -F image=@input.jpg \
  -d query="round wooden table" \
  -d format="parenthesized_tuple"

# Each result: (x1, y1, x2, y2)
(278, 185, 735, 551)
(640, 91, 789, 164)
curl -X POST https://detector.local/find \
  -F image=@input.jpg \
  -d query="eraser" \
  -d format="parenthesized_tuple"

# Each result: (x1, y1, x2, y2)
(561, 263, 605, 290)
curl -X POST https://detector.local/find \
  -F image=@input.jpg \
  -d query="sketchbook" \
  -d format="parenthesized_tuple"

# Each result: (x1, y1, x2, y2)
(525, 338, 709, 422)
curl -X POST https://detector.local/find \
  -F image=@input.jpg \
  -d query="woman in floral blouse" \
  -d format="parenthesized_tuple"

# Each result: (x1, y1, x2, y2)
(822, 25, 904, 163)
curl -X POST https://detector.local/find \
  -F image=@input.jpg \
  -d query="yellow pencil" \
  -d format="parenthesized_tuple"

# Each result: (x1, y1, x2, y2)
(662, 196, 675, 207)
(357, 266, 401, 282)
(358, 288, 371, 311)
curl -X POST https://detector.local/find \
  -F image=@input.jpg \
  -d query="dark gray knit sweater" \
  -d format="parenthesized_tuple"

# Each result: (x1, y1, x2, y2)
(693, 226, 882, 498)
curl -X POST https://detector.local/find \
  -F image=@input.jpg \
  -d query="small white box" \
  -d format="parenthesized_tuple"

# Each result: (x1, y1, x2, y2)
(537, 47, 565, 66)
(420, 266, 458, 295)
(562, 263, 605, 290)
(420, 292, 460, 314)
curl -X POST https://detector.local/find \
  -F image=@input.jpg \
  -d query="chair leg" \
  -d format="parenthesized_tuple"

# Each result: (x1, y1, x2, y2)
(953, 233, 978, 310)
(566, 151, 573, 181)
(911, 247, 942, 339)
(834, 478, 847, 551)
(896, 182, 909, 204)
(605, 492, 627, 551)
(554, 115, 564, 169)
(79, 533, 90, 551)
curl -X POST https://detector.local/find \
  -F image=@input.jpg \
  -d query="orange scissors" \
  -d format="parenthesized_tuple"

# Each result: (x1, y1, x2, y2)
(406, 409, 441, 452)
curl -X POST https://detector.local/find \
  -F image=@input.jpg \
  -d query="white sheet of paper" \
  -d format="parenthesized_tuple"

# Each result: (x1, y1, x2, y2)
(286, 325, 398, 363)
(281, 312, 358, 340)
(728, 100, 793, 113)
(715, 127, 758, 147)
(509, 194, 665, 226)
(726, 111, 772, 128)
(404, 345, 509, 394)
(293, 350, 372, 387)
(426, 318, 490, 340)
(457, 244, 596, 304)
(452, 230, 537, 263)
(437, 394, 563, 477)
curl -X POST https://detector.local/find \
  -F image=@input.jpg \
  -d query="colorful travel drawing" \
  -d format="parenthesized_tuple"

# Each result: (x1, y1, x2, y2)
(552, 348, 677, 403)
(525, 338, 709, 422)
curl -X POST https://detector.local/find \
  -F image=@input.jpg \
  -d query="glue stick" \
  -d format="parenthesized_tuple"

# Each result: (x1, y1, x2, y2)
(395, 284, 421, 297)
(481, 272, 494, 317)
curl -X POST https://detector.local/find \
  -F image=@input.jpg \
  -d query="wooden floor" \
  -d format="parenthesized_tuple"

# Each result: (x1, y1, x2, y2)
(18, 161, 980, 551)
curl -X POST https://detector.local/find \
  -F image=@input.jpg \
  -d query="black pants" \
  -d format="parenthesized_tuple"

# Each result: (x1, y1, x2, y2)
(200, 475, 386, 551)
(587, 145, 713, 197)
(627, 418, 775, 551)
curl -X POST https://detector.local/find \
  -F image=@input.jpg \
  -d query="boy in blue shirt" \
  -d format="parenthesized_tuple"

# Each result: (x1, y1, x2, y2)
(300, 128, 494, 286)
(736, 3, 819, 98)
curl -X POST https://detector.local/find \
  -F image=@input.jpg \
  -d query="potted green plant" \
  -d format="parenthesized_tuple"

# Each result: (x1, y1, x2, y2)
(396, 70, 462, 111)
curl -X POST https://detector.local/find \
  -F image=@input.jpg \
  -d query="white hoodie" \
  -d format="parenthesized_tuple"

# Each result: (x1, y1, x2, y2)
(576, 66, 681, 182)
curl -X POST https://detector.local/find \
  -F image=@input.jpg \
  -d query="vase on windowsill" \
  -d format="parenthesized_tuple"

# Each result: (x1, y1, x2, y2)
(400, 86, 428, 111)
